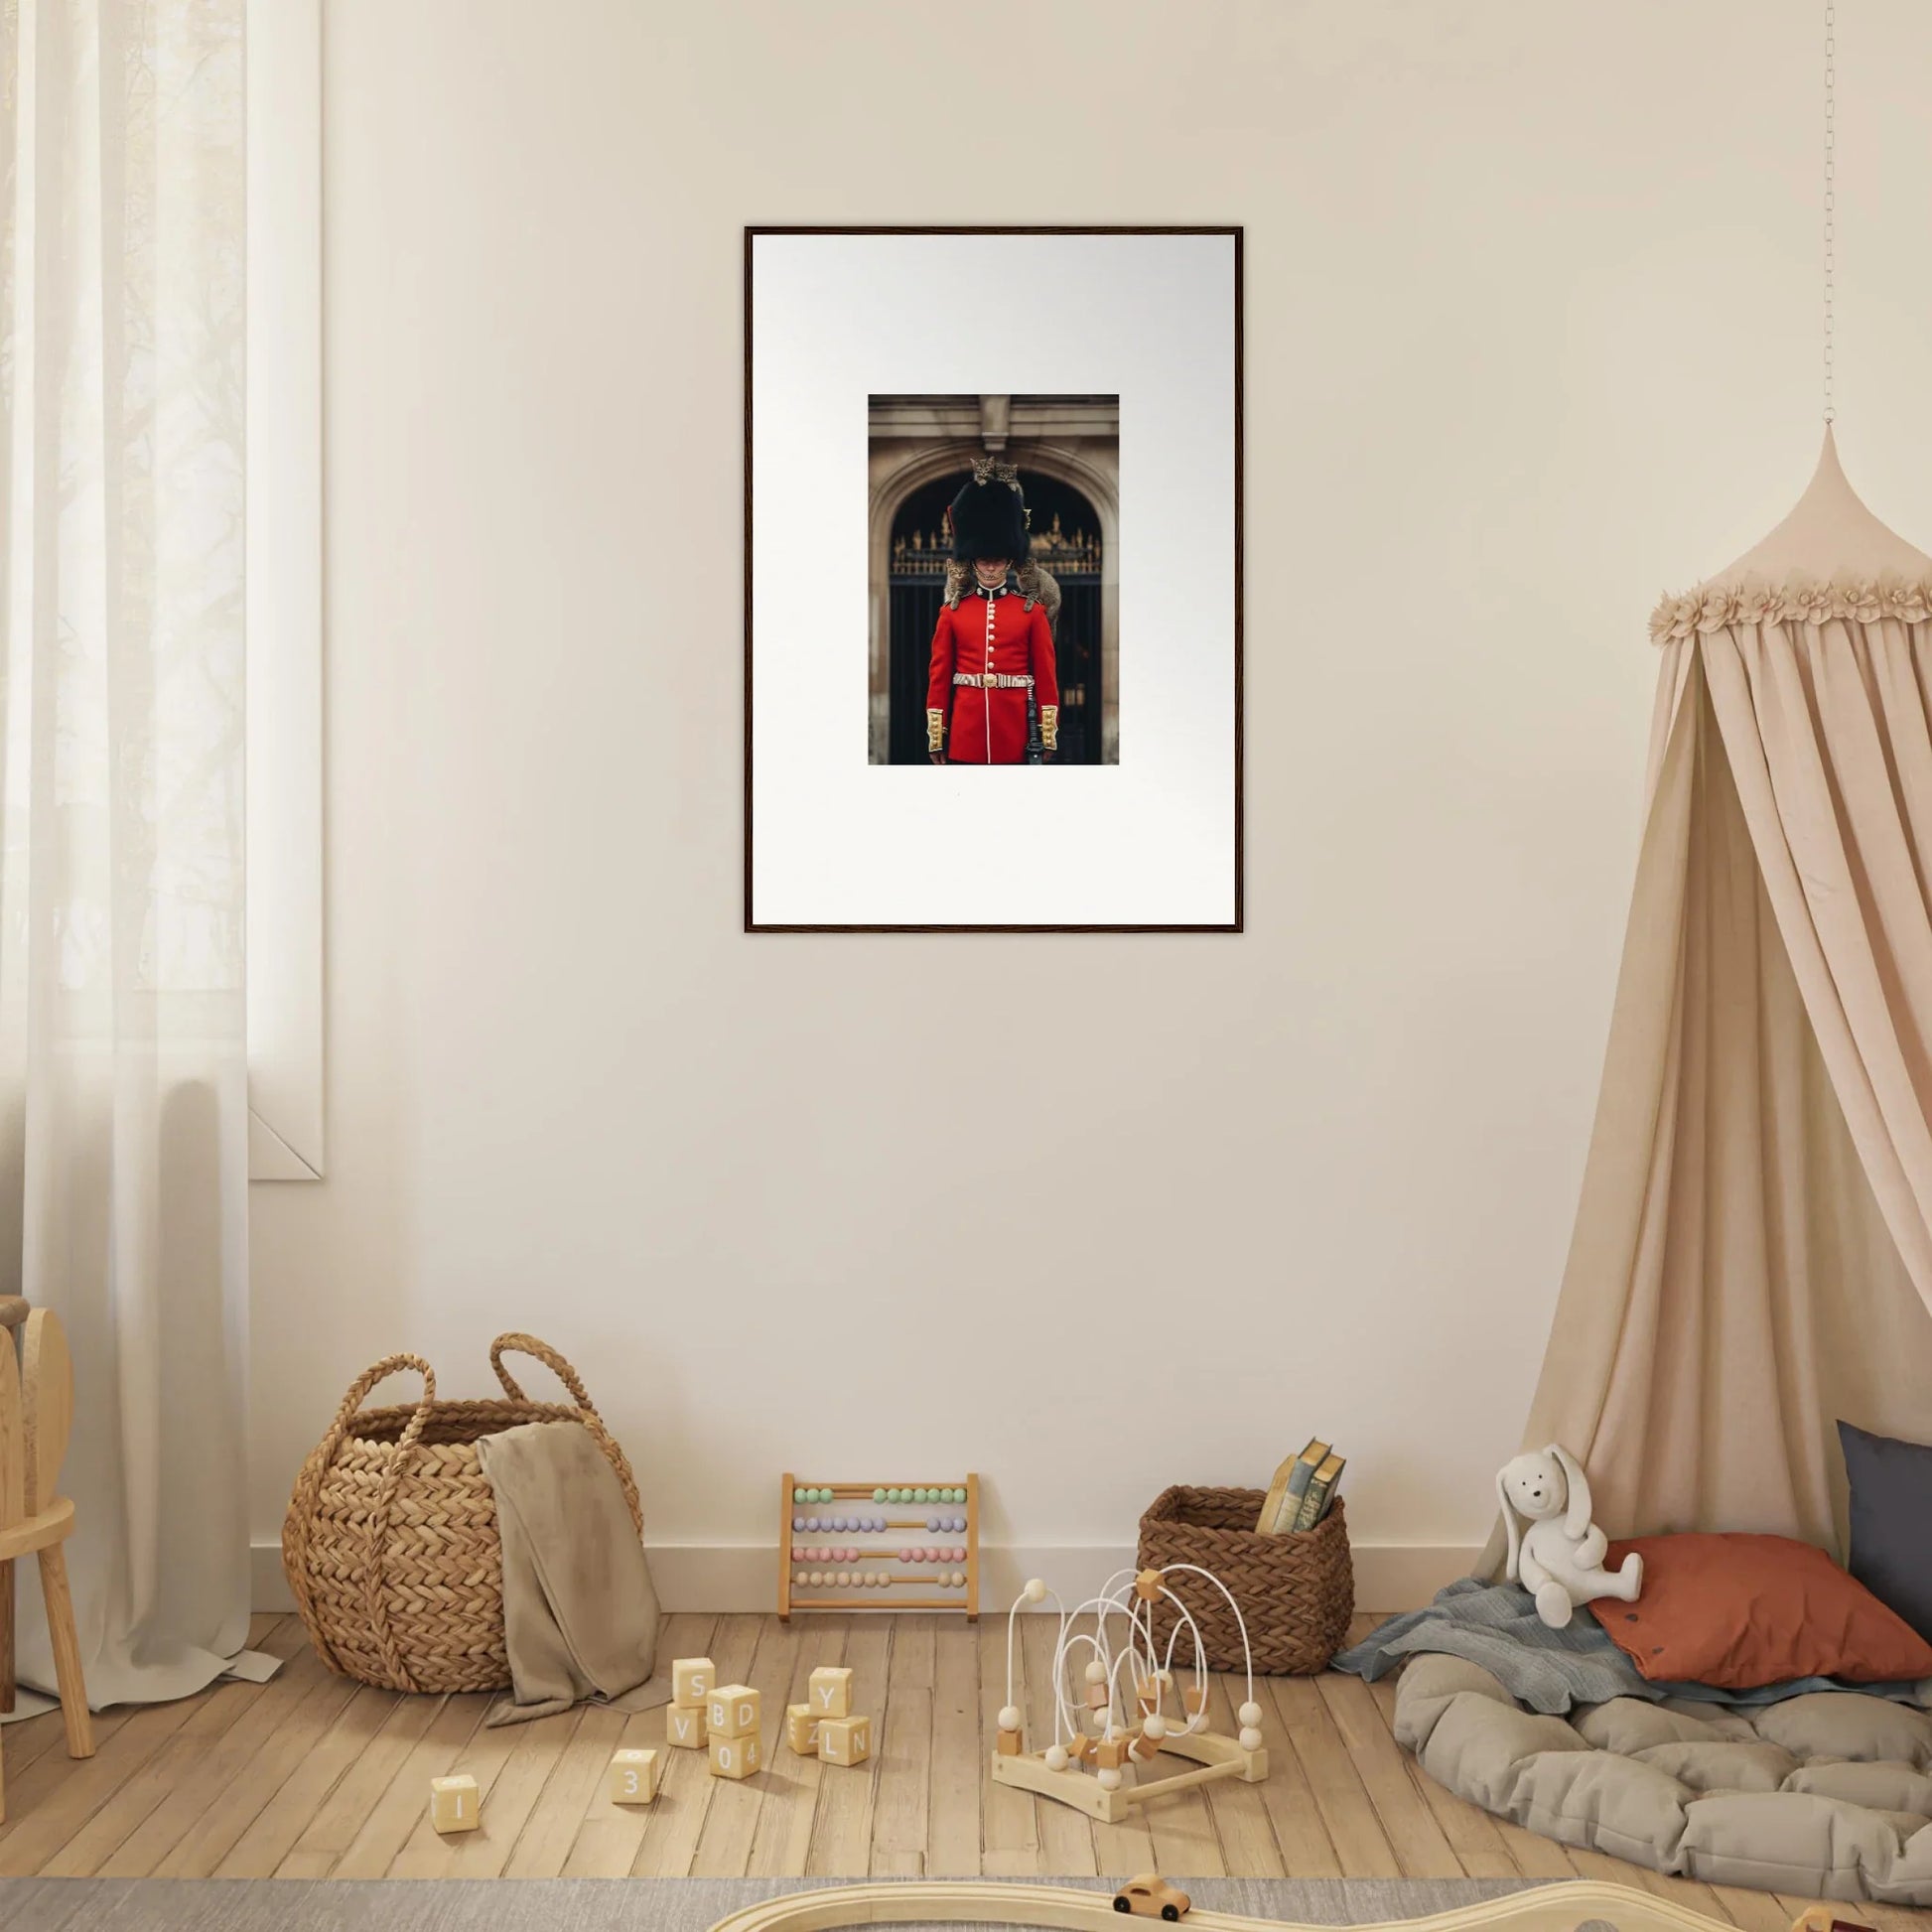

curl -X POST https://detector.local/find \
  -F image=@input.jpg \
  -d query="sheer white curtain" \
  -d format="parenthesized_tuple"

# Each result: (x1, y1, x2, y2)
(0, 0, 254, 1711)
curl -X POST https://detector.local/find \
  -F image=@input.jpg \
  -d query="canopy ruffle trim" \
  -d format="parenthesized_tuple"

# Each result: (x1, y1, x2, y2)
(1649, 577, 1932, 643)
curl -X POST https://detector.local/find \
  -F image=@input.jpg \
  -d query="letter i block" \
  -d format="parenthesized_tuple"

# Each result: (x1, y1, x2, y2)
(429, 1773, 481, 1834)
(708, 1728, 762, 1781)
(706, 1684, 760, 1740)
(808, 1665, 853, 1720)
(785, 1702, 822, 1756)
(666, 1702, 708, 1750)
(819, 1714, 872, 1767)
(608, 1747, 659, 1805)
(673, 1656, 717, 1709)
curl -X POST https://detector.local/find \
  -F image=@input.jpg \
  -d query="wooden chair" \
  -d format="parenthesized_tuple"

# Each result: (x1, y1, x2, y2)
(0, 1297, 94, 1823)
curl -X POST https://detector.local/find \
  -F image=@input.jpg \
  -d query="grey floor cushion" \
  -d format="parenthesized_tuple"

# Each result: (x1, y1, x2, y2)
(1395, 1652, 1932, 1903)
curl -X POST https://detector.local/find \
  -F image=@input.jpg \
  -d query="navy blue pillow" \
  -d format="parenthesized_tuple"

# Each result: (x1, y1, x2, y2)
(1839, 1419, 1932, 1646)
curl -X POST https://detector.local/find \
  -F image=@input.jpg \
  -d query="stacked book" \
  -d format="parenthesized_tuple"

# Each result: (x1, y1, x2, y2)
(1255, 1438, 1346, 1534)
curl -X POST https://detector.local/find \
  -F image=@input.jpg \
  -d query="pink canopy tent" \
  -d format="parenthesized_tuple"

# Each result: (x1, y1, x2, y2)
(1503, 431, 1932, 1555)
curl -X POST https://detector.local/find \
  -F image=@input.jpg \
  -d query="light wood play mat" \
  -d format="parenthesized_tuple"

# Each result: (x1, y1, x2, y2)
(703, 1877, 1811, 1932)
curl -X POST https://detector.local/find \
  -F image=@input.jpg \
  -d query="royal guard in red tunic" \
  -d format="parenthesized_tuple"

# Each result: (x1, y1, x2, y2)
(926, 460, 1060, 764)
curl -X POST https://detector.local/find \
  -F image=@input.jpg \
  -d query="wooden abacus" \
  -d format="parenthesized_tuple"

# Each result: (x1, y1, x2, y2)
(777, 1472, 980, 1621)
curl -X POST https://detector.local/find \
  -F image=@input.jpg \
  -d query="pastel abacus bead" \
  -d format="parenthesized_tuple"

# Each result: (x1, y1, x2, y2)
(804, 1516, 819, 1532)
(792, 1486, 805, 1503)
(872, 1486, 886, 1502)
(898, 1549, 912, 1563)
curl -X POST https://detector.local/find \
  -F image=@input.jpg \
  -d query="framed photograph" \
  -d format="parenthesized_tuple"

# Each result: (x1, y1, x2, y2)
(744, 225, 1242, 932)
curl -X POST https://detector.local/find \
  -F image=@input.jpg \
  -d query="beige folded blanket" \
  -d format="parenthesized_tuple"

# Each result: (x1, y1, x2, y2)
(476, 1419, 671, 1725)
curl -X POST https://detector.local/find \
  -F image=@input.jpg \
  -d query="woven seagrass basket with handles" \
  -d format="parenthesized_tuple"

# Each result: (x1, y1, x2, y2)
(282, 1333, 642, 1694)
(1137, 1484, 1353, 1676)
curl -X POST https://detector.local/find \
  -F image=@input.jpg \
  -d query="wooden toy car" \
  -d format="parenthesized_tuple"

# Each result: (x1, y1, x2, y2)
(1113, 1873, 1190, 1920)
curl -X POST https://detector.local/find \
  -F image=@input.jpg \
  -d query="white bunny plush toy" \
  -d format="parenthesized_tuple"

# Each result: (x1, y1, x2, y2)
(1497, 1445, 1643, 1629)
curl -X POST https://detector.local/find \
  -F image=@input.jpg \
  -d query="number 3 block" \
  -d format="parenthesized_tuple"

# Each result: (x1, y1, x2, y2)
(608, 1747, 659, 1805)
(429, 1773, 481, 1834)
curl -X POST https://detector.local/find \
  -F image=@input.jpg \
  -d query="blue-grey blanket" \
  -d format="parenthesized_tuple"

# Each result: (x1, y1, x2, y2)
(1332, 1578, 1932, 1716)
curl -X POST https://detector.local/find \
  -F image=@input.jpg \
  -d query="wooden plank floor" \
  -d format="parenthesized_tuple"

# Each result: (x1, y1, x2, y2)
(0, 1611, 1924, 1930)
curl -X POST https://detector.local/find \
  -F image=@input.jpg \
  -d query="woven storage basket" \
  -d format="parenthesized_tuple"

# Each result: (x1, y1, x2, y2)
(281, 1333, 641, 1694)
(1137, 1484, 1353, 1675)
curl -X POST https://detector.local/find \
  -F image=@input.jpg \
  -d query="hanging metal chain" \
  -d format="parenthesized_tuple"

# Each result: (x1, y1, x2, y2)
(1823, 0, 1837, 423)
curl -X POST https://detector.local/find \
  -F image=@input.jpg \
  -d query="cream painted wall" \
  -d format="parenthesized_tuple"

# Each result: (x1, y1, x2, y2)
(249, 0, 1932, 1604)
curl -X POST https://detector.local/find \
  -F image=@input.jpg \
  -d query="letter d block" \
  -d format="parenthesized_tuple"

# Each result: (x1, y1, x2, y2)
(666, 1703, 708, 1749)
(709, 1729, 762, 1781)
(785, 1702, 822, 1755)
(672, 1656, 716, 1708)
(819, 1715, 872, 1766)
(706, 1684, 760, 1739)
(608, 1748, 659, 1805)
(429, 1773, 481, 1834)
(808, 1665, 853, 1720)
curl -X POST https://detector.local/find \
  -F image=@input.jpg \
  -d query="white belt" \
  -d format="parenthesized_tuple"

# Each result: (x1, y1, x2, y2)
(954, 672, 1035, 690)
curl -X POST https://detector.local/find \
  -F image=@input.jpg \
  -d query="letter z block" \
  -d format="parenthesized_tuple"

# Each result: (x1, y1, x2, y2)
(608, 1747, 659, 1805)
(819, 1714, 872, 1766)
(708, 1729, 762, 1780)
(808, 1665, 853, 1720)
(666, 1703, 708, 1750)
(785, 1702, 822, 1755)
(429, 1773, 480, 1834)
(673, 1656, 717, 1708)
(706, 1684, 760, 1740)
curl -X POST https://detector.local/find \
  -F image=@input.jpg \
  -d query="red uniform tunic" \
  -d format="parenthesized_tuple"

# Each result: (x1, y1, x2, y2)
(925, 581, 1059, 764)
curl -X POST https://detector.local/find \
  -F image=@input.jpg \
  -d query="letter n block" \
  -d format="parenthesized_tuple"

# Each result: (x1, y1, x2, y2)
(706, 1684, 760, 1739)
(673, 1656, 716, 1708)
(819, 1714, 872, 1766)
(666, 1703, 708, 1749)
(808, 1665, 853, 1720)
(785, 1702, 821, 1755)
(608, 1747, 659, 1805)
(708, 1729, 762, 1780)
(429, 1773, 480, 1834)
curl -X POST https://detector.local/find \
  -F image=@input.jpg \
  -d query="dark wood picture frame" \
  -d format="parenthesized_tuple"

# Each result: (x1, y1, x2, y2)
(744, 224, 1243, 933)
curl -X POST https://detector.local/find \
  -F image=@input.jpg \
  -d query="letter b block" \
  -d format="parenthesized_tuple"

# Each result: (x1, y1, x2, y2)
(819, 1715, 872, 1766)
(666, 1703, 708, 1749)
(673, 1656, 717, 1708)
(429, 1773, 481, 1835)
(785, 1702, 821, 1756)
(709, 1729, 762, 1780)
(706, 1684, 760, 1739)
(608, 1748, 659, 1805)
(808, 1665, 853, 1720)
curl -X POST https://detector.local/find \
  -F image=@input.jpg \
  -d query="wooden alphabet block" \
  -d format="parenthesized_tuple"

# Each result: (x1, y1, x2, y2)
(1084, 1682, 1111, 1710)
(819, 1714, 872, 1766)
(995, 1725, 1023, 1755)
(1094, 1734, 1131, 1769)
(673, 1656, 717, 1709)
(1066, 1732, 1095, 1762)
(708, 1728, 762, 1780)
(608, 1747, 658, 1805)
(785, 1702, 822, 1755)
(666, 1703, 708, 1749)
(1129, 1728, 1162, 1762)
(1137, 1670, 1174, 1716)
(808, 1665, 853, 1720)
(706, 1684, 760, 1740)
(429, 1773, 481, 1834)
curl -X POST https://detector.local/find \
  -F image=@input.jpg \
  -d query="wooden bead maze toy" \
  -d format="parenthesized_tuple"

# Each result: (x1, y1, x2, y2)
(777, 1473, 980, 1620)
(990, 1564, 1267, 1825)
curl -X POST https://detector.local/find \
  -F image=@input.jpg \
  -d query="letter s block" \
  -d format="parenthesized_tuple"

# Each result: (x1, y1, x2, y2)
(673, 1656, 717, 1708)
(706, 1684, 760, 1740)
(708, 1729, 762, 1781)
(808, 1665, 853, 1720)
(429, 1773, 481, 1834)
(608, 1747, 659, 1805)
(819, 1715, 872, 1766)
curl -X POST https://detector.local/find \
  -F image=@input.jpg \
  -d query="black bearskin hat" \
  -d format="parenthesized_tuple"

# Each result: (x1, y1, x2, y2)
(948, 458, 1031, 564)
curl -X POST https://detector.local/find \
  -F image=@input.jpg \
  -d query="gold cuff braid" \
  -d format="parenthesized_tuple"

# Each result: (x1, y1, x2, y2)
(1039, 704, 1058, 753)
(926, 708, 945, 755)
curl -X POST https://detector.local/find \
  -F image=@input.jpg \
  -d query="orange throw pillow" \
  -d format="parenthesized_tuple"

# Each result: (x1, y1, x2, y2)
(1588, 1533, 1932, 1688)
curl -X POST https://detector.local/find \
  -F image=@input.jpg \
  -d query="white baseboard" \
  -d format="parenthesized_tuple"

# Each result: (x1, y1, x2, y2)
(254, 1539, 1476, 1619)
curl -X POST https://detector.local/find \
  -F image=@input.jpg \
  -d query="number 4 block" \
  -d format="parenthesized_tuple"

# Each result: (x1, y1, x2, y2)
(709, 1729, 762, 1780)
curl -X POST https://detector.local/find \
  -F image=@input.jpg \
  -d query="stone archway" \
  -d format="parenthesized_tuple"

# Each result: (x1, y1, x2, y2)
(869, 442, 1119, 764)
